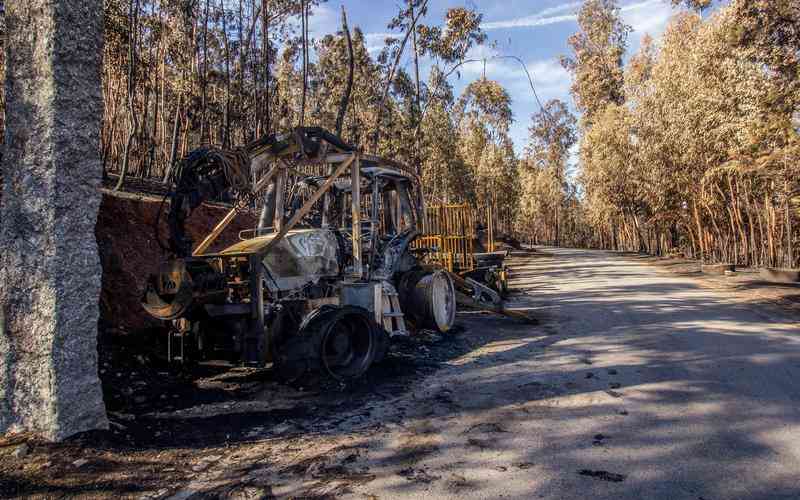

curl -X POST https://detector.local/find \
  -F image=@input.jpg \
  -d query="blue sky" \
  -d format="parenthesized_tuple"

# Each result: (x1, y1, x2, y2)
(306, 0, 694, 155)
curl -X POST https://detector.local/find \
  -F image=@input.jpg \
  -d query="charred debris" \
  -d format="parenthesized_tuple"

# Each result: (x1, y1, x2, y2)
(140, 127, 488, 384)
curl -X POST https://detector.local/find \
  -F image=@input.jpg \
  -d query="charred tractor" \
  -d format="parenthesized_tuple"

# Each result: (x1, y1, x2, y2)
(141, 128, 456, 382)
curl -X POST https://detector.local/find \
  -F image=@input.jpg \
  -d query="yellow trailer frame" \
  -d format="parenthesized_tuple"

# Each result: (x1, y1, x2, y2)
(412, 204, 475, 273)
(413, 203, 502, 273)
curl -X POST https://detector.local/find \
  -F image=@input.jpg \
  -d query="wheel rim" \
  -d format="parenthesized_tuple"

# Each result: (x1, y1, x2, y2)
(431, 272, 456, 332)
(321, 311, 375, 380)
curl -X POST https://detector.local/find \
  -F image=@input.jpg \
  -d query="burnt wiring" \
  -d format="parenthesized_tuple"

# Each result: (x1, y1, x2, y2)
(154, 127, 356, 258)
(156, 146, 253, 256)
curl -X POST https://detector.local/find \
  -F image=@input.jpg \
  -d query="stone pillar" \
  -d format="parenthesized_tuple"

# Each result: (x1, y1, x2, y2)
(0, 0, 108, 441)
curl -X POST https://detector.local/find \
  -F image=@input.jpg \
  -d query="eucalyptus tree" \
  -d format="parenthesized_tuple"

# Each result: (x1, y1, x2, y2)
(522, 99, 577, 246)
(371, 4, 486, 160)
(313, 27, 382, 146)
(418, 67, 473, 205)
(560, 0, 630, 127)
(564, 0, 798, 266)
(560, 0, 632, 248)
(454, 78, 518, 228)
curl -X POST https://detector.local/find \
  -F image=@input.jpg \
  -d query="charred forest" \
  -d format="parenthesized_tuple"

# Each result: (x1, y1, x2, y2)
(0, 0, 797, 268)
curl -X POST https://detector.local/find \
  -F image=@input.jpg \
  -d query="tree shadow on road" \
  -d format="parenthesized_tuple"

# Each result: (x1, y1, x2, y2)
(5, 248, 800, 499)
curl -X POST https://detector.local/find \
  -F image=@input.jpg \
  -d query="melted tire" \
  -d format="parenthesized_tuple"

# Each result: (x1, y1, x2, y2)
(275, 305, 380, 383)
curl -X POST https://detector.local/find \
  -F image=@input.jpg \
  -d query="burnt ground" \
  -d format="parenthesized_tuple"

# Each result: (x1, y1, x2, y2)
(0, 187, 536, 499)
(4, 247, 800, 499)
(96, 325, 477, 450)
(0, 303, 515, 499)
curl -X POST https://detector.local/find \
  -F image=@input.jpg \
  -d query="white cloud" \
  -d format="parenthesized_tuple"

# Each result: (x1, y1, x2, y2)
(363, 32, 398, 54)
(459, 45, 504, 76)
(526, 59, 571, 90)
(481, 0, 667, 31)
(458, 48, 571, 100)
(483, 13, 578, 30)
(623, 0, 677, 38)
(308, 4, 340, 37)
(507, 65, 572, 111)
(286, 4, 340, 39)
(482, 1, 582, 30)
(364, 32, 396, 41)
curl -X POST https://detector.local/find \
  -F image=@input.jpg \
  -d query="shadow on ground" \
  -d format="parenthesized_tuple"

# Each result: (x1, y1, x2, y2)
(3, 248, 800, 499)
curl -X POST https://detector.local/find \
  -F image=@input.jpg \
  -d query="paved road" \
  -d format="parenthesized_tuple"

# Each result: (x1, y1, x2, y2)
(336, 247, 800, 500)
(167, 248, 800, 500)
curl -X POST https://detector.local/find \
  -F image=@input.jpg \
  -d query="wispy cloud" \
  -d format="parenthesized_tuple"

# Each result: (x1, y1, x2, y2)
(286, 4, 340, 39)
(459, 48, 572, 103)
(364, 32, 396, 41)
(308, 4, 340, 37)
(624, 0, 675, 36)
(482, 0, 663, 31)
(363, 32, 397, 54)
(482, 1, 583, 30)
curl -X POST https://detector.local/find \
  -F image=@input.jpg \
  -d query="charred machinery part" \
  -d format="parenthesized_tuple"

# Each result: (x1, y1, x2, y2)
(141, 259, 226, 320)
(143, 127, 434, 383)
(449, 272, 505, 314)
(398, 269, 457, 333)
(309, 305, 380, 381)
(318, 307, 381, 380)
(414, 204, 510, 307)
(465, 251, 509, 297)
(165, 147, 254, 256)
(159, 127, 357, 257)
(463, 277, 502, 308)
(257, 183, 277, 233)
(379, 282, 410, 338)
(275, 305, 385, 382)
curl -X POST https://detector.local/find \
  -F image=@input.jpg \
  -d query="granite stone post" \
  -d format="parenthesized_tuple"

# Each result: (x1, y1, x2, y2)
(0, 0, 108, 441)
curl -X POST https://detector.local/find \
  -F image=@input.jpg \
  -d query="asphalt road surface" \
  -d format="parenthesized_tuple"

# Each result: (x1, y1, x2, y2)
(338, 248, 800, 500)
(167, 248, 800, 500)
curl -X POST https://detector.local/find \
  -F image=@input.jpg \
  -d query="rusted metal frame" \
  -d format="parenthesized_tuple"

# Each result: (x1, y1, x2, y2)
(489, 204, 495, 253)
(278, 161, 325, 180)
(468, 207, 475, 270)
(373, 282, 383, 326)
(245, 131, 356, 171)
(366, 174, 381, 279)
(321, 159, 334, 228)
(351, 154, 363, 278)
(273, 160, 288, 232)
(397, 183, 415, 232)
(393, 189, 401, 231)
(325, 153, 419, 183)
(382, 190, 395, 234)
(193, 209, 240, 257)
(193, 163, 282, 256)
(256, 154, 358, 260)
(460, 208, 468, 270)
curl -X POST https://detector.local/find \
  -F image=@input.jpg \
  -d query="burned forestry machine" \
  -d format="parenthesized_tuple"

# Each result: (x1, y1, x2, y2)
(142, 127, 456, 382)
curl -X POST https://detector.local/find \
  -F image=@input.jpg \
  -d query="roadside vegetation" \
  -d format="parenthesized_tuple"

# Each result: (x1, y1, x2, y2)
(0, 0, 794, 267)
(91, 0, 520, 230)
(525, 0, 799, 269)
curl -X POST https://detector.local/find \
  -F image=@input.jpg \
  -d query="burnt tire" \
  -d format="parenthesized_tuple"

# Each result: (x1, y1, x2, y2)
(398, 269, 457, 333)
(276, 305, 381, 382)
(314, 306, 380, 381)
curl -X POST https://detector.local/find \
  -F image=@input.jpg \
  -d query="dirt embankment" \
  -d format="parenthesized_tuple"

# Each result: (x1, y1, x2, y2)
(96, 191, 255, 334)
